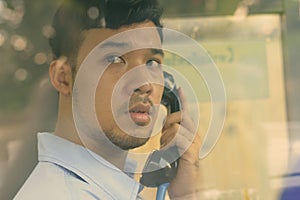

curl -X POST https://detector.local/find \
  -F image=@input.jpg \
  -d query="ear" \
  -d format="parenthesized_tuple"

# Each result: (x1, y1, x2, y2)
(49, 58, 73, 96)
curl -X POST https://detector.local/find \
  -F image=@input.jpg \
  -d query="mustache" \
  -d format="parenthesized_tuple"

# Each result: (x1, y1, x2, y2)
(129, 95, 154, 107)
(117, 95, 154, 113)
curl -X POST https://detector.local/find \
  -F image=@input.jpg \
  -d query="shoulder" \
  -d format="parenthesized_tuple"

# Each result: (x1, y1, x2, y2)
(14, 162, 71, 200)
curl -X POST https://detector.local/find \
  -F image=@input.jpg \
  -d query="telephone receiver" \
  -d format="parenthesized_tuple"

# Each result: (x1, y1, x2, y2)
(140, 71, 181, 188)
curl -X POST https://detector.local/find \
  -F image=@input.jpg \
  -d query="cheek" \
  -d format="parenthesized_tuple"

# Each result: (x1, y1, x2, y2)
(95, 79, 115, 125)
(94, 69, 126, 125)
(95, 86, 111, 111)
(95, 72, 118, 112)
(153, 85, 164, 104)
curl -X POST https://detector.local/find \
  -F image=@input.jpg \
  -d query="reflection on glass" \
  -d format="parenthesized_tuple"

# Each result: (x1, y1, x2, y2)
(163, 15, 288, 200)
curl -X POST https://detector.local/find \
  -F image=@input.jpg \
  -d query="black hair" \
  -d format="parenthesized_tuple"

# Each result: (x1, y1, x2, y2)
(49, 0, 163, 65)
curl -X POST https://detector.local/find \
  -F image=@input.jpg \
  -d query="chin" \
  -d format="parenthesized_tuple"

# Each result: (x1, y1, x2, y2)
(118, 137, 150, 150)
(103, 127, 150, 150)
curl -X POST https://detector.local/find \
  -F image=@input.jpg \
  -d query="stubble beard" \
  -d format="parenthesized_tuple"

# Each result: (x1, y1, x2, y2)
(103, 96, 155, 150)
(103, 126, 150, 150)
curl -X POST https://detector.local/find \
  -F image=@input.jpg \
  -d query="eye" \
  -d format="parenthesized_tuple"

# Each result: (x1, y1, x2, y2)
(146, 59, 161, 68)
(106, 55, 125, 64)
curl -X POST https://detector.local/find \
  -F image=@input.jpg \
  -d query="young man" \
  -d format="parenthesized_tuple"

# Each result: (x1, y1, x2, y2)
(15, 0, 201, 199)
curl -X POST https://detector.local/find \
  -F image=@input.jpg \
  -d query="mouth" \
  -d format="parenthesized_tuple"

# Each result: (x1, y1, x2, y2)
(128, 103, 152, 126)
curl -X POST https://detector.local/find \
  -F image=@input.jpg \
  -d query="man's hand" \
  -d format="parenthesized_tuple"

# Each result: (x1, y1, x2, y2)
(160, 88, 201, 199)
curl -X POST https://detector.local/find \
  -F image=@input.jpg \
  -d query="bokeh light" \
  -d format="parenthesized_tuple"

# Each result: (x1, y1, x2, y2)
(34, 52, 47, 65)
(14, 68, 28, 81)
(10, 35, 27, 51)
(87, 7, 99, 20)
(42, 25, 55, 39)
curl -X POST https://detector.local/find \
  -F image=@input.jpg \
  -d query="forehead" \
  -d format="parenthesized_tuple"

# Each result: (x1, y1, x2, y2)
(77, 21, 162, 66)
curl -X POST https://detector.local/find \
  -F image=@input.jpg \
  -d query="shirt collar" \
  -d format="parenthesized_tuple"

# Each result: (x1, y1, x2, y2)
(37, 132, 140, 200)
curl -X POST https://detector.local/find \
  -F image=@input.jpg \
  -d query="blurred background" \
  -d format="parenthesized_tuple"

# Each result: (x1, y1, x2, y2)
(0, 0, 300, 199)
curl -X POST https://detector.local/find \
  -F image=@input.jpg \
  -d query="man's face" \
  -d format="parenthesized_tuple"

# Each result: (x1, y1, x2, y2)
(76, 21, 164, 150)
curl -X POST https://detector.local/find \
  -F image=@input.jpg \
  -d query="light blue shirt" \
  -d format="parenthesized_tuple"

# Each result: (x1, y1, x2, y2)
(14, 132, 141, 200)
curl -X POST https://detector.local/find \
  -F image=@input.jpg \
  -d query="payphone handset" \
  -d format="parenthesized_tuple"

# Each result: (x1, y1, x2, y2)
(140, 71, 181, 190)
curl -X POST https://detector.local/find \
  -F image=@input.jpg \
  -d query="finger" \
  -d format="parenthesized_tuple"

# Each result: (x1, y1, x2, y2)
(181, 113, 197, 133)
(176, 125, 195, 149)
(178, 87, 189, 113)
(175, 129, 200, 162)
(179, 133, 202, 164)
(163, 89, 197, 132)
(160, 123, 179, 148)
(160, 124, 202, 165)
(163, 111, 196, 134)
(161, 124, 195, 153)
(162, 111, 181, 132)
(165, 130, 193, 157)
(162, 87, 188, 128)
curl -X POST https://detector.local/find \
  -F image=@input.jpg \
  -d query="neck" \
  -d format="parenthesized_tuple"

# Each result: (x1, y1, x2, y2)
(54, 96, 128, 169)
(80, 134, 128, 169)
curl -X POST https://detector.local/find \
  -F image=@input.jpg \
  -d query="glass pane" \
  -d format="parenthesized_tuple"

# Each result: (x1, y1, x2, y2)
(163, 14, 287, 199)
(0, 0, 60, 199)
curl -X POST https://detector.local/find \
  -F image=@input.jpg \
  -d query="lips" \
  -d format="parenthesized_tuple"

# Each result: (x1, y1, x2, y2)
(129, 104, 151, 126)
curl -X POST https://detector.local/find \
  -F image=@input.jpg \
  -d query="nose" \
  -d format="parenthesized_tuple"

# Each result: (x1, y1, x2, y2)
(134, 83, 153, 96)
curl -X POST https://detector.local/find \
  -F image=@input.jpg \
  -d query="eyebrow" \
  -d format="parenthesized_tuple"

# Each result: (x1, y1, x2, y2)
(100, 41, 129, 48)
(152, 48, 164, 57)
(99, 41, 164, 57)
